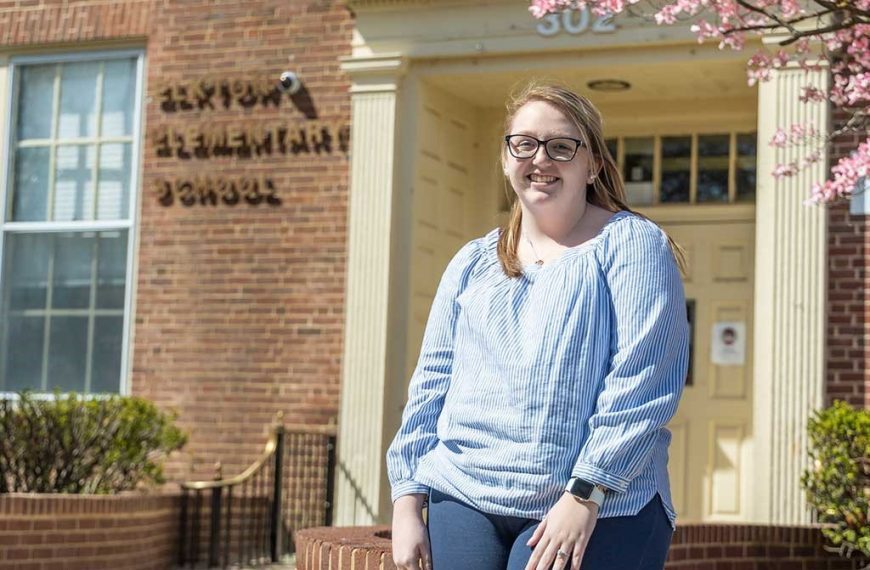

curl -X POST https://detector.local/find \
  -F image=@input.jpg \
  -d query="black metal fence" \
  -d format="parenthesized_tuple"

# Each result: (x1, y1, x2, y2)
(178, 422, 336, 568)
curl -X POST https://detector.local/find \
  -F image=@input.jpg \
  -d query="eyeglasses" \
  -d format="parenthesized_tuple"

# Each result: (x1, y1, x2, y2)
(504, 135, 585, 162)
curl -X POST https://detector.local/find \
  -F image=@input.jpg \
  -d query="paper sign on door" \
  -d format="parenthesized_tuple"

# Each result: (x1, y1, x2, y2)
(711, 322, 746, 366)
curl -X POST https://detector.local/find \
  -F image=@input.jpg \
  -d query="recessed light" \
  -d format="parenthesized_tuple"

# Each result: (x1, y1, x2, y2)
(587, 79, 631, 92)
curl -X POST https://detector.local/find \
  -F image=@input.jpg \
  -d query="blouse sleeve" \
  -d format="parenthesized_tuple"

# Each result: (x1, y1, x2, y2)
(386, 239, 483, 502)
(571, 217, 690, 493)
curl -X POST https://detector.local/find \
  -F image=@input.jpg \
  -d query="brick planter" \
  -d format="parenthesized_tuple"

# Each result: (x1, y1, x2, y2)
(0, 492, 181, 570)
(296, 523, 862, 570)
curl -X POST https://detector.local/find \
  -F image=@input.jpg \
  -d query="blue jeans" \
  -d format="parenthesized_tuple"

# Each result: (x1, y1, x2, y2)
(427, 489, 672, 570)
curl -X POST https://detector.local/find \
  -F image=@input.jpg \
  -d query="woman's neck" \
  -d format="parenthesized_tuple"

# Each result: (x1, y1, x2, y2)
(521, 202, 590, 245)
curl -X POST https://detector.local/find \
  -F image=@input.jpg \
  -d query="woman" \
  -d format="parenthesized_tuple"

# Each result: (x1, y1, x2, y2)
(386, 82, 689, 570)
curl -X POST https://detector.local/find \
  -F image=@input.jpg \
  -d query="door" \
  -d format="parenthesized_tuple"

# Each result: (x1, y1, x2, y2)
(406, 83, 479, 382)
(659, 216, 755, 522)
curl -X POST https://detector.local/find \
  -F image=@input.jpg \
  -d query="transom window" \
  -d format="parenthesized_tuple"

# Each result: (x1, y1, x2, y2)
(605, 132, 757, 206)
(0, 51, 143, 394)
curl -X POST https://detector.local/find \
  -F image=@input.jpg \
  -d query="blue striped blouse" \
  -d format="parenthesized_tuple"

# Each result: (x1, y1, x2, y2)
(386, 210, 689, 528)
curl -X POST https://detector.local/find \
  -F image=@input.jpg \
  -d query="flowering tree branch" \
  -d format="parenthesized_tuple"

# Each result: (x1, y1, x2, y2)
(529, 0, 870, 205)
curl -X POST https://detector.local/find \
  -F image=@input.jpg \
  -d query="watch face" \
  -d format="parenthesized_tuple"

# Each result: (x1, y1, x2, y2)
(569, 478, 595, 499)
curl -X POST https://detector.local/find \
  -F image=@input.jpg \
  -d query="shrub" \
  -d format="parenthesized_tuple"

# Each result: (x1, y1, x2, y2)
(802, 400, 870, 564)
(0, 391, 186, 494)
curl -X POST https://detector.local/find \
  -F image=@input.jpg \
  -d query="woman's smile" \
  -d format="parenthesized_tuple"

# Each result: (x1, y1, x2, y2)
(529, 173, 559, 184)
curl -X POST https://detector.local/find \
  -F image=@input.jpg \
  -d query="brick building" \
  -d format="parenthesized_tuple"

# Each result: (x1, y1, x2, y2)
(0, 0, 866, 537)
(0, 0, 352, 482)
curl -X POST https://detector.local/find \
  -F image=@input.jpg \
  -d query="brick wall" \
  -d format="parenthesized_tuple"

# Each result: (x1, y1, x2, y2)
(825, 107, 869, 408)
(0, 493, 180, 570)
(133, 0, 352, 482)
(0, 0, 353, 481)
(295, 525, 863, 570)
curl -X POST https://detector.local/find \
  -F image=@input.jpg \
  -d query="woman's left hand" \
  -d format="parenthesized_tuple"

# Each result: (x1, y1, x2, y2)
(524, 492, 598, 570)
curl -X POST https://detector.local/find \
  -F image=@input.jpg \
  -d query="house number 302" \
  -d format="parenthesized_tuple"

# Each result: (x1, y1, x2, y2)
(536, 9, 617, 36)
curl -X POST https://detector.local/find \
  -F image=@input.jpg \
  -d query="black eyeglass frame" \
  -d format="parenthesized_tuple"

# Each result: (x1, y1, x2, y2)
(504, 135, 586, 162)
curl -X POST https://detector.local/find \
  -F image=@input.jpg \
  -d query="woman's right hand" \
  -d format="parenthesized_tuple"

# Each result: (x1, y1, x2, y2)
(391, 493, 432, 570)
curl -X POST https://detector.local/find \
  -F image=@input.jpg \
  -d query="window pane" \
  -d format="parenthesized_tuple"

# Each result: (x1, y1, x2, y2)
(96, 231, 128, 309)
(17, 64, 55, 141)
(54, 144, 95, 221)
(605, 138, 618, 162)
(2, 316, 44, 392)
(736, 133, 757, 202)
(46, 316, 88, 392)
(4, 233, 50, 310)
(101, 59, 136, 137)
(52, 233, 95, 310)
(698, 134, 730, 203)
(623, 137, 653, 183)
(58, 61, 99, 139)
(11, 146, 50, 221)
(97, 143, 131, 220)
(92, 316, 123, 393)
(623, 137, 654, 206)
(661, 136, 691, 203)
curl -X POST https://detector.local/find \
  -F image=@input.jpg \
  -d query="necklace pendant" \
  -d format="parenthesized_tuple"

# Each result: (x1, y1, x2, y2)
(535, 259, 544, 266)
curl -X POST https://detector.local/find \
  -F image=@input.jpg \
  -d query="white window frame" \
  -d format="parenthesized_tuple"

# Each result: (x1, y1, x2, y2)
(0, 49, 145, 397)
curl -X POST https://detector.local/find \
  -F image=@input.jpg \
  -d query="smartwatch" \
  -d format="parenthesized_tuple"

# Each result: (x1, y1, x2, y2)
(564, 477, 606, 508)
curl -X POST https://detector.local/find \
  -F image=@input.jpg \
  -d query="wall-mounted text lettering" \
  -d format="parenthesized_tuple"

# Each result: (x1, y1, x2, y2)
(150, 122, 350, 160)
(155, 176, 281, 207)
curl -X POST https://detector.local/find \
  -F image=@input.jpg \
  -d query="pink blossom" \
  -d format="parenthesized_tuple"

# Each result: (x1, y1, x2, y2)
(772, 162, 799, 179)
(769, 129, 788, 148)
(798, 85, 827, 103)
(654, 4, 680, 25)
(529, 0, 576, 18)
(690, 19, 720, 42)
(789, 124, 817, 143)
(808, 141, 870, 204)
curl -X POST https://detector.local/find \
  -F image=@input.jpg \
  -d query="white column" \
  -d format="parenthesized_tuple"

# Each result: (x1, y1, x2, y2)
(334, 54, 407, 526)
(752, 63, 829, 524)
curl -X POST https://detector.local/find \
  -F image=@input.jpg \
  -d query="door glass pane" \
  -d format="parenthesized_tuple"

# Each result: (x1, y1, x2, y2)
(661, 136, 691, 203)
(97, 143, 131, 220)
(58, 61, 99, 139)
(54, 145, 95, 221)
(623, 137, 654, 206)
(698, 134, 730, 203)
(101, 59, 136, 137)
(736, 133, 757, 202)
(47, 316, 88, 392)
(92, 316, 123, 393)
(17, 64, 55, 141)
(96, 231, 128, 309)
(11, 146, 50, 221)
(5, 233, 50, 310)
(2, 316, 44, 392)
(52, 233, 94, 310)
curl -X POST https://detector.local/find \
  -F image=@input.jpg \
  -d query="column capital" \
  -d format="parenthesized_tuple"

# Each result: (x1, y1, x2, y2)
(339, 53, 408, 94)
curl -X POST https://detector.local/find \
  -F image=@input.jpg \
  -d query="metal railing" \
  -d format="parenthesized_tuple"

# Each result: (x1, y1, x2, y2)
(178, 417, 336, 568)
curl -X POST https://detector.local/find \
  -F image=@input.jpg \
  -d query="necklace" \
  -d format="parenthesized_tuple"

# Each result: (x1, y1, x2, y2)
(523, 232, 545, 266)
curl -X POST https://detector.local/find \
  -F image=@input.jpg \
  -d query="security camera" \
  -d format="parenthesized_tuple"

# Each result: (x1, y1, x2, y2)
(278, 71, 301, 95)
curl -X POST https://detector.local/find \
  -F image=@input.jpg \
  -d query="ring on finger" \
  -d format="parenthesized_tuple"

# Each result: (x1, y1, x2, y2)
(556, 549, 570, 563)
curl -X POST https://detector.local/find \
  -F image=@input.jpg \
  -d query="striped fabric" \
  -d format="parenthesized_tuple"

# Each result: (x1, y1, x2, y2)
(386, 210, 690, 528)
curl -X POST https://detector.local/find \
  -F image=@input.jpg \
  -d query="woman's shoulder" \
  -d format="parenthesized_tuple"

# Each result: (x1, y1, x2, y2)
(445, 230, 498, 275)
(596, 210, 672, 265)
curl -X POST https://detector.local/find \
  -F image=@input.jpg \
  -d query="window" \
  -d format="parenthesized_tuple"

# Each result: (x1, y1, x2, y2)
(606, 132, 757, 207)
(0, 51, 143, 394)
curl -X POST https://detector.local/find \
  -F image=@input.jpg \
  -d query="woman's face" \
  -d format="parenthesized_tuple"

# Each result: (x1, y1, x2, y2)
(503, 100, 594, 217)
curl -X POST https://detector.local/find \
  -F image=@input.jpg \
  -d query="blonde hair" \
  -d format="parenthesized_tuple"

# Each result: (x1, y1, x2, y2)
(496, 81, 686, 278)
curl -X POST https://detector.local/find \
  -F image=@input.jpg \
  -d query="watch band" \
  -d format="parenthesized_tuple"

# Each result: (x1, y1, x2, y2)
(564, 477, 606, 508)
